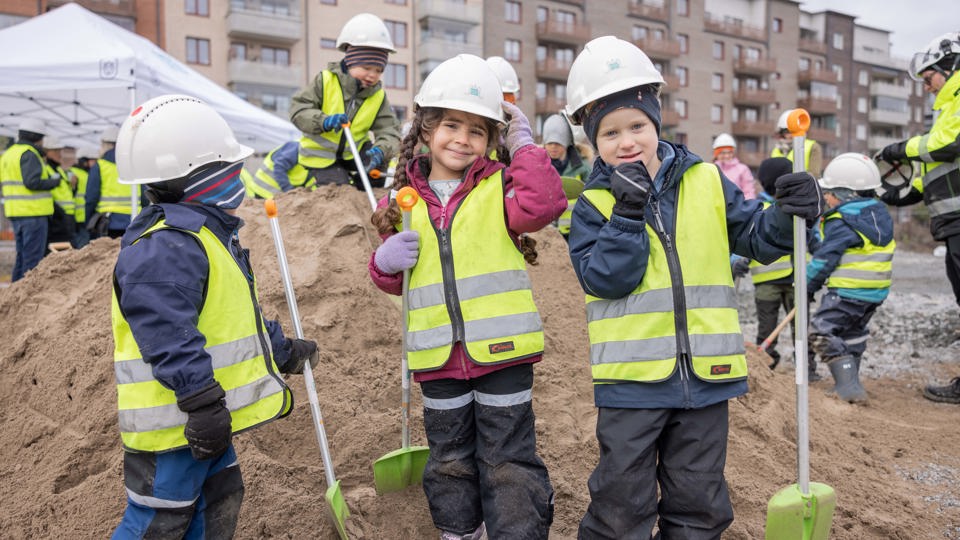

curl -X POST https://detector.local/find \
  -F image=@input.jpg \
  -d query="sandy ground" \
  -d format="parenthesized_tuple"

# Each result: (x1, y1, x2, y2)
(0, 185, 958, 539)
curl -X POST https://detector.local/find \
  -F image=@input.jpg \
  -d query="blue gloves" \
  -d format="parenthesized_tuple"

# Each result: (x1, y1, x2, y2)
(374, 231, 419, 275)
(322, 113, 348, 132)
(365, 146, 385, 171)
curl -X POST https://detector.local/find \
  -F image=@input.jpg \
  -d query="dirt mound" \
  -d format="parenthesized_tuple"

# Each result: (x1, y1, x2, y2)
(1, 185, 957, 538)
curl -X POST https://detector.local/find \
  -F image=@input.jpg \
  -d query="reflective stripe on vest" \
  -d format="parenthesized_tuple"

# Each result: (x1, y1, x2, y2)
(254, 147, 313, 198)
(749, 202, 791, 283)
(919, 157, 960, 217)
(298, 70, 385, 168)
(821, 213, 896, 289)
(771, 138, 815, 168)
(112, 219, 291, 452)
(581, 163, 747, 384)
(72, 167, 89, 223)
(0, 144, 54, 217)
(557, 198, 576, 234)
(405, 172, 544, 371)
(96, 159, 135, 215)
(48, 165, 76, 216)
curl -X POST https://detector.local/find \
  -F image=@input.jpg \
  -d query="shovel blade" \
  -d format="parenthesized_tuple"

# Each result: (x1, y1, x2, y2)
(765, 482, 836, 540)
(373, 446, 431, 494)
(325, 480, 350, 540)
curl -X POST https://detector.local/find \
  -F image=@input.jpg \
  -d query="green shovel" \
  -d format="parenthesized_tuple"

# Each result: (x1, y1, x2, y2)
(266, 200, 350, 539)
(765, 108, 836, 540)
(373, 186, 430, 494)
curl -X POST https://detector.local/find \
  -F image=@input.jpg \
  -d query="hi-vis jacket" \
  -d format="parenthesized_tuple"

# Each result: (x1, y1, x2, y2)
(771, 138, 822, 176)
(112, 203, 293, 452)
(749, 194, 821, 285)
(251, 141, 312, 198)
(46, 161, 75, 217)
(290, 62, 401, 169)
(808, 198, 895, 304)
(0, 142, 58, 217)
(71, 166, 89, 224)
(569, 142, 796, 410)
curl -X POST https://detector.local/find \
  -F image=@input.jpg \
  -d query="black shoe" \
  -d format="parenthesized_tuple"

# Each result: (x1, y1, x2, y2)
(923, 378, 960, 404)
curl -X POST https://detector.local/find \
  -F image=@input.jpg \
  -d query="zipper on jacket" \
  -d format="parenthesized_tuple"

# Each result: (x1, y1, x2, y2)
(434, 202, 469, 360)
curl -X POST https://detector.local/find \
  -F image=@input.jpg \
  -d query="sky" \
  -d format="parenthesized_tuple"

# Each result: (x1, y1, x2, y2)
(798, 0, 959, 59)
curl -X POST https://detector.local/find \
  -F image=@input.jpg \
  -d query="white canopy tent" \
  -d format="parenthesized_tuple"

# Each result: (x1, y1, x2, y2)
(0, 3, 299, 154)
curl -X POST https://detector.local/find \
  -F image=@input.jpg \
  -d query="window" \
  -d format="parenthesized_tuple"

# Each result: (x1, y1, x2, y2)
(677, 34, 688, 53)
(711, 105, 723, 123)
(536, 81, 547, 99)
(392, 105, 408, 122)
(261, 46, 289, 65)
(229, 42, 246, 61)
(556, 10, 576, 24)
(675, 99, 688, 119)
(320, 0, 336, 5)
(320, 38, 337, 49)
(632, 26, 647, 41)
(536, 6, 548, 22)
(831, 64, 842, 82)
(712, 41, 724, 60)
(832, 32, 844, 50)
(385, 20, 407, 48)
(856, 124, 866, 140)
(505, 1, 521, 23)
(733, 44, 742, 59)
(385, 0, 406, 4)
(857, 97, 867, 113)
(676, 66, 688, 87)
(799, 57, 810, 71)
(383, 63, 407, 89)
(186, 0, 208, 16)
(186, 37, 210, 65)
(772, 17, 782, 33)
(859, 69, 869, 86)
(675, 133, 687, 145)
(652, 28, 664, 40)
(676, 0, 688, 16)
(261, 93, 290, 113)
(712, 73, 723, 91)
(504, 39, 521, 61)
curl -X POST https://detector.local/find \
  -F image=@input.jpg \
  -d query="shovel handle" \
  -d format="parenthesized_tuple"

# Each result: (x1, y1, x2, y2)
(396, 186, 420, 449)
(758, 306, 798, 352)
(340, 122, 378, 211)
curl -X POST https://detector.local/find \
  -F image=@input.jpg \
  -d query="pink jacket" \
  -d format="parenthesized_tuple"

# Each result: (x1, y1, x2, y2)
(369, 145, 567, 382)
(716, 157, 756, 199)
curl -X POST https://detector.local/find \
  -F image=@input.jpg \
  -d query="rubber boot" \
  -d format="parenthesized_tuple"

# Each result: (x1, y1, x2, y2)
(807, 354, 823, 382)
(827, 356, 868, 403)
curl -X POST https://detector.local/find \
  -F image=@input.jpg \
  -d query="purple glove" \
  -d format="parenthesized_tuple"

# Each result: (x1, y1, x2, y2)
(501, 101, 534, 157)
(374, 230, 420, 275)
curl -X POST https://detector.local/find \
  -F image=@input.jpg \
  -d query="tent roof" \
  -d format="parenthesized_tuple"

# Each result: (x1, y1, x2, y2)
(0, 3, 299, 152)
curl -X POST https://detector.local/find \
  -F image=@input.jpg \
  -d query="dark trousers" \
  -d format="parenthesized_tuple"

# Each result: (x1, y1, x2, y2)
(754, 282, 816, 370)
(579, 401, 733, 540)
(809, 291, 879, 361)
(112, 445, 243, 540)
(11, 216, 49, 282)
(945, 235, 960, 308)
(420, 364, 554, 539)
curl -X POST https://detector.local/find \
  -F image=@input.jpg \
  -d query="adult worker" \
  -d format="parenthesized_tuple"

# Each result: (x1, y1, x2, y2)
(249, 141, 314, 199)
(542, 113, 590, 240)
(42, 137, 77, 246)
(86, 127, 140, 239)
(289, 13, 400, 189)
(486, 56, 520, 104)
(713, 132, 756, 199)
(1, 118, 60, 281)
(771, 110, 822, 176)
(69, 147, 92, 248)
(110, 94, 320, 538)
(876, 31, 960, 405)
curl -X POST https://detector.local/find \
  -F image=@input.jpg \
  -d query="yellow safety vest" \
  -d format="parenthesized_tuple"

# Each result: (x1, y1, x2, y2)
(557, 176, 585, 236)
(298, 70, 385, 169)
(581, 163, 747, 384)
(71, 167, 89, 223)
(47, 164, 75, 217)
(821, 213, 895, 290)
(405, 172, 545, 371)
(749, 201, 792, 283)
(112, 218, 292, 452)
(906, 71, 960, 222)
(771, 139, 815, 169)
(96, 159, 135, 215)
(0, 144, 54, 217)
(253, 146, 313, 198)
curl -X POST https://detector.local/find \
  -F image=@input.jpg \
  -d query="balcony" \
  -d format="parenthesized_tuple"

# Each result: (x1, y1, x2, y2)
(659, 73, 680, 93)
(797, 96, 838, 114)
(731, 119, 775, 137)
(48, 0, 134, 17)
(733, 57, 778, 75)
(536, 57, 573, 81)
(797, 68, 838, 85)
(627, 1, 669, 23)
(869, 108, 910, 126)
(634, 37, 681, 60)
(738, 150, 766, 169)
(418, 38, 482, 62)
(732, 88, 776, 106)
(807, 126, 836, 143)
(535, 95, 566, 115)
(418, 0, 482, 24)
(228, 60, 302, 88)
(799, 38, 826, 54)
(661, 109, 681, 127)
(227, 8, 302, 44)
(703, 13, 766, 41)
(870, 81, 910, 99)
(536, 20, 591, 46)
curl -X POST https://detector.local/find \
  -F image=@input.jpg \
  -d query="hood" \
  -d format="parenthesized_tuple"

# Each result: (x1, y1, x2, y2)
(584, 141, 701, 192)
(121, 203, 242, 249)
(832, 198, 894, 247)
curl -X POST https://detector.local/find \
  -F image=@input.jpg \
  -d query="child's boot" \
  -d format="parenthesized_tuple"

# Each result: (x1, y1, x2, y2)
(440, 523, 486, 540)
(826, 355, 868, 403)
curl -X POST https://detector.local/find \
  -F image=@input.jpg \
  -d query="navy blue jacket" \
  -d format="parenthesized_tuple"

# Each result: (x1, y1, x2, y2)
(86, 148, 134, 232)
(113, 203, 290, 399)
(568, 142, 795, 409)
(268, 141, 299, 191)
(808, 198, 894, 303)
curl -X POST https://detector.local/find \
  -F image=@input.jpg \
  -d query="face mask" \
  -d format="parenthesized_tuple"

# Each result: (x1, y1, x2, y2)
(182, 161, 246, 210)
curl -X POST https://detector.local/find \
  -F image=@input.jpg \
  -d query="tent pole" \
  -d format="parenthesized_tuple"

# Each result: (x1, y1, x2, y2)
(128, 86, 139, 220)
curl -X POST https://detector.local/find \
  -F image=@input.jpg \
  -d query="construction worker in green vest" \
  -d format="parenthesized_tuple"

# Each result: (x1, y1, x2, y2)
(69, 148, 92, 247)
(289, 13, 400, 189)
(542, 113, 591, 240)
(86, 126, 140, 239)
(248, 141, 314, 198)
(771, 109, 823, 177)
(42, 136, 77, 246)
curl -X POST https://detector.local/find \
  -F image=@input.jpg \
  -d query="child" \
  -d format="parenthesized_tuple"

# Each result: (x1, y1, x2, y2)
(110, 95, 319, 538)
(289, 12, 401, 189)
(368, 54, 566, 540)
(542, 113, 591, 240)
(808, 152, 895, 404)
(712, 132, 756, 199)
(564, 36, 823, 539)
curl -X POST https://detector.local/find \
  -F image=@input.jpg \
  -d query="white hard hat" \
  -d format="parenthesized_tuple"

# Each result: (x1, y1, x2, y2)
(485, 56, 520, 93)
(43, 136, 64, 150)
(819, 152, 881, 190)
(414, 54, 505, 124)
(564, 36, 665, 125)
(116, 94, 253, 185)
(909, 32, 960, 81)
(19, 118, 46, 135)
(336, 13, 396, 53)
(712, 133, 736, 149)
(542, 114, 572, 146)
(776, 110, 792, 133)
(101, 126, 120, 143)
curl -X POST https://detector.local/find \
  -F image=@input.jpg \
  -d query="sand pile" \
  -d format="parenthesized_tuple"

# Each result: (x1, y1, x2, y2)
(1, 185, 957, 539)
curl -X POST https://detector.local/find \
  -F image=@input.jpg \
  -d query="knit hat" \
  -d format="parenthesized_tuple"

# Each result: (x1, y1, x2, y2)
(757, 157, 793, 196)
(344, 45, 388, 70)
(582, 85, 661, 148)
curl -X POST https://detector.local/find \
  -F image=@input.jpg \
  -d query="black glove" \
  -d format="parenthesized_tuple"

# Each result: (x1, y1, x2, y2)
(178, 383, 232, 461)
(879, 141, 907, 164)
(775, 172, 824, 221)
(879, 186, 900, 205)
(280, 338, 319, 374)
(610, 161, 653, 220)
(732, 257, 750, 279)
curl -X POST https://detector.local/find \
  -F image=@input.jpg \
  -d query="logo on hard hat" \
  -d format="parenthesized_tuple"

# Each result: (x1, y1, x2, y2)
(606, 58, 622, 72)
(468, 85, 481, 98)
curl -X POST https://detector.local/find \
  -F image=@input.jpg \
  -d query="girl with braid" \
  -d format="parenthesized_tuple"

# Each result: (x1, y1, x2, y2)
(368, 54, 565, 540)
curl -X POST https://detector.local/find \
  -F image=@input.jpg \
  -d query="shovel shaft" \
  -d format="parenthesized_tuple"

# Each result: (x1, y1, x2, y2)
(341, 124, 378, 211)
(759, 306, 798, 352)
(789, 109, 811, 495)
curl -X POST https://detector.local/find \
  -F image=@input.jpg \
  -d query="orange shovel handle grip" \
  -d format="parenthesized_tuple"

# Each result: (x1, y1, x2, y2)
(265, 199, 277, 218)
(786, 108, 810, 137)
(396, 186, 419, 212)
